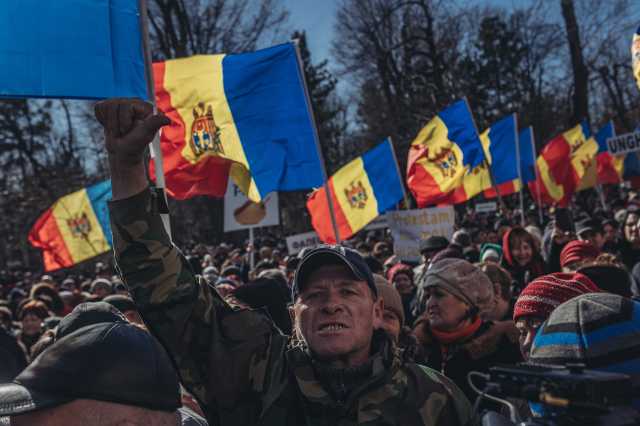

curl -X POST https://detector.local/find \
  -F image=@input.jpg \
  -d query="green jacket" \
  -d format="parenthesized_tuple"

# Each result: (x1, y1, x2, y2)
(109, 188, 474, 426)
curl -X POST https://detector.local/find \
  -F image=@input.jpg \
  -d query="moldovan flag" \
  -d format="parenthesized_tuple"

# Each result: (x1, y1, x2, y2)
(483, 114, 521, 198)
(407, 99, 485, 207)
(152, 43, 324, 202)
(28, 181, 112, 272)
(0, 1, 146, 99)
(440, 114, 518, 204)
(594, 122, 623, 185)
(529, 122, 591, 207)
(518, 127, 537, 184)
(633, 26, 640, 90)
(307, 140, 404, 243)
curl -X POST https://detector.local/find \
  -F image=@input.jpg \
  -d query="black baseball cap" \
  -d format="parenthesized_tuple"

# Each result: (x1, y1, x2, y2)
(0, 320, 180, 416)
(419, 236, 449, 254)
(292, 245, 376, 300)
(56, 302, 126, 340)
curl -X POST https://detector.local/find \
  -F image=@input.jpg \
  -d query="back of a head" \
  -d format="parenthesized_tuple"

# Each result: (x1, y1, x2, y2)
(530, 293, 640, 408)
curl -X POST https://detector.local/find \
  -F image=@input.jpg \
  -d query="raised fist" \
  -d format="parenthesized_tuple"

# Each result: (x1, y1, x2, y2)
(94, 98, 170, 166)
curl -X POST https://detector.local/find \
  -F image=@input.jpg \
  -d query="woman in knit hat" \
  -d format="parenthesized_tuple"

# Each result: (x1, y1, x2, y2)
(386, 263, 416, 326)
(502, 227, 546, 294)
(412, 258, 521, 401)
(512, 272, 601, 360)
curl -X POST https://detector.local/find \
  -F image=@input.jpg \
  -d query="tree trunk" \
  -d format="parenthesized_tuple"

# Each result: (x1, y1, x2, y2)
(561, 0, 589, 125)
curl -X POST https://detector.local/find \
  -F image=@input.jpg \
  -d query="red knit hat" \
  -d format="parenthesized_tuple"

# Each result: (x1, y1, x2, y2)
(386, 263, 413, 283)
(513, 272, 601, 322)
(559, 240, 600, 269)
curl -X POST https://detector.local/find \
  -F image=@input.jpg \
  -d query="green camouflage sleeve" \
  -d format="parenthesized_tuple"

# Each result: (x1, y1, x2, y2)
(108, 188, 286, 419)
(417, 365, 475, 426)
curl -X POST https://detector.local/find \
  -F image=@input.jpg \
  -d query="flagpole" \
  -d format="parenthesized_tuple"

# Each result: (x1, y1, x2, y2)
(139, 0, 171, 238)
(387, 137, 410, 209)
(292, 39, 341, 244)
(514, 114, 525, 225)
(463, 98, 506, 212)
(530, 127, 544, 225)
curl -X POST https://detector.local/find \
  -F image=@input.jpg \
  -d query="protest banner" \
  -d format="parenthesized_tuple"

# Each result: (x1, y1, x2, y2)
(606, 132, 640, 156)
(223, 182, 279, 232)
(475, 201, 498, 214)
(286, 231, 321, 255)
(387, 207, 455, 262)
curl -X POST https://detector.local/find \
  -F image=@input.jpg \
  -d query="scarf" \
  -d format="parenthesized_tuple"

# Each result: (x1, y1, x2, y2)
(430, 316, 482, 345)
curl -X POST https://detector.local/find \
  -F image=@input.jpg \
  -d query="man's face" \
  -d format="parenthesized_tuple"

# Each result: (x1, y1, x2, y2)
(292, 264, 382, 367)
(578, 230, 605, 250)
(380, 309, 401, 341)
(625, 213, 640, 243)
(515, 316, 544, 361)
(603, 224, 617, 242)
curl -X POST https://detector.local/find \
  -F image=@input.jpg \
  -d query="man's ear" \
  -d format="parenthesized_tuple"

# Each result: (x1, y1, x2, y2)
(372, 296, 384, 329)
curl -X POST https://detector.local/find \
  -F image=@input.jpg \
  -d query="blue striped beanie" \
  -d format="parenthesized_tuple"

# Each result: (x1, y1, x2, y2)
(530, 293, 640, 408)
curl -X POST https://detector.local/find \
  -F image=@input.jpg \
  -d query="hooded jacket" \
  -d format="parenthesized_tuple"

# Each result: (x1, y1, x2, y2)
(502, 228, 546, 293)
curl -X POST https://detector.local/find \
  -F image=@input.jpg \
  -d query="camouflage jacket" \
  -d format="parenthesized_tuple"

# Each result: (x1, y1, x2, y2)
(109, 188, 474, 426)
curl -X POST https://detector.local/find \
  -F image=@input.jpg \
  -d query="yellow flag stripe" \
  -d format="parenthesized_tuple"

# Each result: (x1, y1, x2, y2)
(332, 157, 379, 233)
(162, 55, 260, 200)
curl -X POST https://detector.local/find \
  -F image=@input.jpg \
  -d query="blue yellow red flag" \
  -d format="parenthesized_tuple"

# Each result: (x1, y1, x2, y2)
(529, 121, 590, 206)
(633, 26, 640, 90)
(591, 122, 623, 185)
(28, 181, 112, 272)
(0, 1, 146, 99)
(151, 43, 324, 202)
(407, 99, 485, 207)
(307, 139, 404, 243)
(483, 114, 521, 199)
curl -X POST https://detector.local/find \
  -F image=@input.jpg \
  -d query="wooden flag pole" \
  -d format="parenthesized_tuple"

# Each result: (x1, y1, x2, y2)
(530, 127, 544, 225)
(513, 114, 525, 225)
(387, 137, 411, 209)
(139, 0, 171, 238)
(292, 39, 341, 244)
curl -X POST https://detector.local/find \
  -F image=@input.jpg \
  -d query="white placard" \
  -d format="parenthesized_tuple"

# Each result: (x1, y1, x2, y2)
(475, 201, 498, 214)
(606, 132, 640, 156)
(286, 231, 321, 255)
(223, 182, 279, 232)
(387, 207, 455, 262)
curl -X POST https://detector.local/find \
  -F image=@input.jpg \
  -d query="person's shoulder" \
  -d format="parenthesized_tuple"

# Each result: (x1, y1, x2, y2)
(403, 363, 474, 424)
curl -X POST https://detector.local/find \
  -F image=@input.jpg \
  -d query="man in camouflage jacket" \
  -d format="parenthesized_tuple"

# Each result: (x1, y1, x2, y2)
(96, 98, 474, 426)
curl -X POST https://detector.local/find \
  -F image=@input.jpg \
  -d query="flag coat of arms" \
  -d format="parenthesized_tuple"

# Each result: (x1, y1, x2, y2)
(28, 181, 112, 271)
(307, 139, 404, 243)
(440, 114, 519, 204)
(407, 99, 485, 207)
(151, 43, 324, 202)
(530, 122, 591, 206)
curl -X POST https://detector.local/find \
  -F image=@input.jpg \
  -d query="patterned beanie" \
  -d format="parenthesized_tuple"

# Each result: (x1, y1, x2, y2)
(424, 258, 496, 318)
(559, 240, 600, 269)
(530, 293, 640, 408)
(513, 272, 601, 322)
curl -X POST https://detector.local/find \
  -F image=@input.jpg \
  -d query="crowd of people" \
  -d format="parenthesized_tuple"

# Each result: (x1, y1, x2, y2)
(0, 99, 639, 425)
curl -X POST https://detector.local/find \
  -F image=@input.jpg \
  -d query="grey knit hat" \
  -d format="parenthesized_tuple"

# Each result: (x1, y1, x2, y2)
(423, 258, 496, 318)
